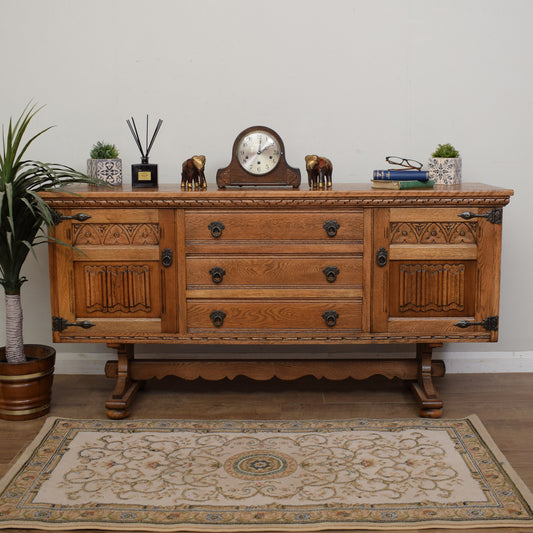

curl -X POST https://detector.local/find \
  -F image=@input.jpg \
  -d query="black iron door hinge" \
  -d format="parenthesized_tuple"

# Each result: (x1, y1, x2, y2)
(458, 209, 502, 225)
(51, 210, 92, 225)
(52, 316, 95, 332)
(454, 316, 499, 331)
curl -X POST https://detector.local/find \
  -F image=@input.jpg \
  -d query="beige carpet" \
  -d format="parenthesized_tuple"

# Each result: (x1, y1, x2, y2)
(0, 416, 531, 530)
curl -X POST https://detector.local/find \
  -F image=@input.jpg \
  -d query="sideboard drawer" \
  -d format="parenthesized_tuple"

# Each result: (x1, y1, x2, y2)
(186, 255, 362, 288)
(187, 299, 362, 331)
(70, 209, 160, 247)
(185, 210, 364, 242)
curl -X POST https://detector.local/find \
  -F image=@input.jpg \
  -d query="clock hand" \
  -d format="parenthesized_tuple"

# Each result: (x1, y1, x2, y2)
(258, 141, 274, 154)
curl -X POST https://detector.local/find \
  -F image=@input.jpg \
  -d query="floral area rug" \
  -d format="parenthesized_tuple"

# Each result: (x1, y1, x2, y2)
(0, 416, 532, 531)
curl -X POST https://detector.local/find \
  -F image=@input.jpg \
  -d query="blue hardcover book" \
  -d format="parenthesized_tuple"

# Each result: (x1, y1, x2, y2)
(373, 170, 429, 181)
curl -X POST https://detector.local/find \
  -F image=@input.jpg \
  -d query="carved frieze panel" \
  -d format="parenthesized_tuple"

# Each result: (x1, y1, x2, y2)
(43, 196, 513, 210)
(73, 223, 159, 246)
(390, 222, 477, 245)
(84, 265, 152, 313)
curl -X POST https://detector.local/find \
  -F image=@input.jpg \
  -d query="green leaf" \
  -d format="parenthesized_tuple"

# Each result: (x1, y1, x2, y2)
(21, 239, 39, 262)
(431, 143, 460, 158)
(0, 102, 107, 298)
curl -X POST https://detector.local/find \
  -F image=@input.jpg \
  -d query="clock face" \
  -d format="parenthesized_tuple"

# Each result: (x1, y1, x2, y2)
(237, 130, 282, 175)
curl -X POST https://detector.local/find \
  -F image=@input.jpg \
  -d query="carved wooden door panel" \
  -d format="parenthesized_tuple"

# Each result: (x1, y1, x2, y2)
(372, 206, 502, 341)
(49, 208, 177, 340)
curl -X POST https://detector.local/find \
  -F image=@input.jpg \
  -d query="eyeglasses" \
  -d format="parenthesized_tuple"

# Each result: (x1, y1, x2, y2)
(386, 156, 423, 170)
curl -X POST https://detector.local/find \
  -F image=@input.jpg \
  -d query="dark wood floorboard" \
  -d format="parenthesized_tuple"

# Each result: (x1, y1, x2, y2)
(0, 372, 532, 533)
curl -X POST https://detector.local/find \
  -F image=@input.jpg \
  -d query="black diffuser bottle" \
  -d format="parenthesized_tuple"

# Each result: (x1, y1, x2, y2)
(127, 115, 163, 188)
(132, 156, 158, 188)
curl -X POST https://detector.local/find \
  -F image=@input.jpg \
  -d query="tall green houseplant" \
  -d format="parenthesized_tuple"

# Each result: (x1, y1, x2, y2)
(0, 104, 101, 364)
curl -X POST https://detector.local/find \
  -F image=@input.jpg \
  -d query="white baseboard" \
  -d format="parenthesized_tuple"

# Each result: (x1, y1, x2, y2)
(53, 349, 533, 375)
(440, 351, 533, 373)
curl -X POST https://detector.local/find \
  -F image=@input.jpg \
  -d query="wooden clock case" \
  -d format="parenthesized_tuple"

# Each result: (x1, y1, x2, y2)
(216, 126, 301, 188)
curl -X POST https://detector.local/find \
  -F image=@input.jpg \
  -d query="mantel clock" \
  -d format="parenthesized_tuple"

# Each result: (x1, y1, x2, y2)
(216, 126, 301, 188)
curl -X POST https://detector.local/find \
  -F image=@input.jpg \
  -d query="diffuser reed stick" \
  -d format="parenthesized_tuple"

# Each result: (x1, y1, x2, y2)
(127, 114, 162, 188)
(127, 115, 163, 164)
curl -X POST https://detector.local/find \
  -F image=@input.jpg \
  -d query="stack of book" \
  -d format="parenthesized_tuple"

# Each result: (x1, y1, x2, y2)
(372, 169, 434, 189)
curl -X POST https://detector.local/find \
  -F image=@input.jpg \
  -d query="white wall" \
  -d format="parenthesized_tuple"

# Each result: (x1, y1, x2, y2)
(1, 0, 532, 373)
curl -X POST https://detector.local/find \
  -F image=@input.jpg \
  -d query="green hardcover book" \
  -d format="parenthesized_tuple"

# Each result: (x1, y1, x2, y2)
(371, 179, 435, 190)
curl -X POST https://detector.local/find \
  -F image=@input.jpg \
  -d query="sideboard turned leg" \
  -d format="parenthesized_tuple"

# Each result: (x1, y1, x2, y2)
(411, 343, 445, 418)
(105, 343, 141, 419)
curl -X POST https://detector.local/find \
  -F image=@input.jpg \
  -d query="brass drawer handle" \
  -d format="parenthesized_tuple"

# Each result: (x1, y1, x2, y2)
(209, 267, 226, 284)
(323, 220, 340, 237)
(208, 221, 225, 238)
(323, 266, 339, 283)
(210, 310, 226, 327)
(322, 310, 339, 327)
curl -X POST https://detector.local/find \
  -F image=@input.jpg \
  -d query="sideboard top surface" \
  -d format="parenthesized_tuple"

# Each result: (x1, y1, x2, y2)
(40, 182, 514, 208)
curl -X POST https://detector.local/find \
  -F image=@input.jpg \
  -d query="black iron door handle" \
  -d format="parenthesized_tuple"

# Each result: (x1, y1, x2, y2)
(161, 248, 173, 267)
(376, 247, 388, 267)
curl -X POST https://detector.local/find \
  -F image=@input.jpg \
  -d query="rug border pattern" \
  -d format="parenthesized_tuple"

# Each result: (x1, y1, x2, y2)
(0, 415, 532, 531)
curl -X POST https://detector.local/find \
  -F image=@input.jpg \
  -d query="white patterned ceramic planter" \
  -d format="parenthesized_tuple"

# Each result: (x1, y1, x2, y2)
(87, 159, 122, 186)
(428, 157, 462, 185)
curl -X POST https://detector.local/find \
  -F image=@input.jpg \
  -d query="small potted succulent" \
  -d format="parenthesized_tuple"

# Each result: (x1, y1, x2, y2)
(87, 141, 122, 185)
(428, 143, 461, 185)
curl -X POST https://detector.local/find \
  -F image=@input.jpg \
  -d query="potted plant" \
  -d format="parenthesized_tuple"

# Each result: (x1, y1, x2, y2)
(0, 103, 102, 420)
(87, 141, 122, 185)
(428, 143, 462, 185)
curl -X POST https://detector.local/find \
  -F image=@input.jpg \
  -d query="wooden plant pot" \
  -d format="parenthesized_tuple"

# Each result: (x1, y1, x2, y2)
(0, 345, 55, 421)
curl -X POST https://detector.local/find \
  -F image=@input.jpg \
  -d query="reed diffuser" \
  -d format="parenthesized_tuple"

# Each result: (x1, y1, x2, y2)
(127, 115, 163, 188)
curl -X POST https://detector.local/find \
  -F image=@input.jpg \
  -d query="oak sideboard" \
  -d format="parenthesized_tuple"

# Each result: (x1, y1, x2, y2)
(42, 183, 513, 418)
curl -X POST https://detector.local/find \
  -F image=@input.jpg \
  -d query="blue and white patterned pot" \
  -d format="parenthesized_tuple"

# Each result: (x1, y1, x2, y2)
(87, 159, 122, 186)
(428, 157, 462, 185)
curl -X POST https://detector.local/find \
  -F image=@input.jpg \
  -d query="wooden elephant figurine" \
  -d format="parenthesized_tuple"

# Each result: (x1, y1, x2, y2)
(181, 155, 207, 190)
(305, 155, 333, 189)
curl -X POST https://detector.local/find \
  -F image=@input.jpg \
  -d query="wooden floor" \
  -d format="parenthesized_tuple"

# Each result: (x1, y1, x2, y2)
(0, 372, 532, 533)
